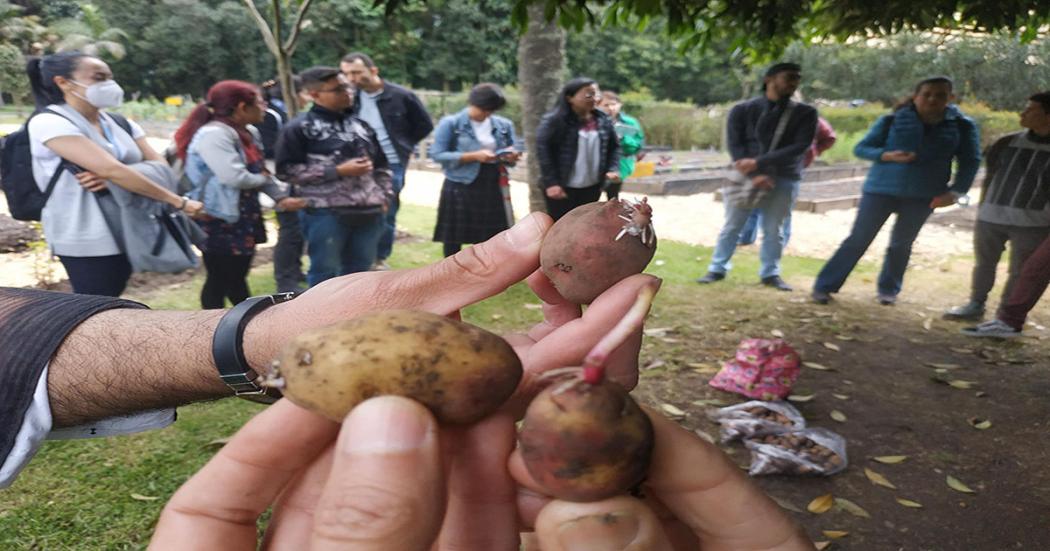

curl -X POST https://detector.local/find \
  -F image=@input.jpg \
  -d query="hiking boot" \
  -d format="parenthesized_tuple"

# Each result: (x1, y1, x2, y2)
(811, 290, 833, 305)
(877, 293, 897, 306)
(943, 301, 985, 321)
(761, 275, 793, 291)
(696, 271, 725, 284)
(961, 319, 1022, 338)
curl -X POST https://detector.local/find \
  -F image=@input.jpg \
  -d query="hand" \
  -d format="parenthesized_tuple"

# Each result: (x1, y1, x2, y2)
(181, 199, 204, 216)
(469, 149, 498, 163)
(750, 174, 775, 190)
(734, 158, 758, 174)
(545, 185, 568, 200)
(604, 172, 622, 184)
(276, 197, 308, 212)
(499, 151, 522, 163)
(929, 192, 957, 209)
(336, 157, 373, 177)
(510, 407, 812, 550)
(880, 150, 917, 163)
(74, 170, 107, 192)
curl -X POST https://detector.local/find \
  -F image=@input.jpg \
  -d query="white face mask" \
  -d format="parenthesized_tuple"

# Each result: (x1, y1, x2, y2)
(71, 79, 124, 109)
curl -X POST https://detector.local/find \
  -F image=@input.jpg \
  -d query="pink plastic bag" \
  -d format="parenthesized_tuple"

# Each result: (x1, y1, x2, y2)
(708, 338, 800, 400)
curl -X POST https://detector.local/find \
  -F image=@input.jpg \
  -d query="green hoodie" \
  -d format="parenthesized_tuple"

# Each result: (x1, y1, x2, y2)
(613, 112, 644, 180)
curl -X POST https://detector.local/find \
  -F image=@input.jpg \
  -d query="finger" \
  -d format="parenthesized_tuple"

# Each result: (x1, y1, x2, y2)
(312, 396, 444, 550)
(152, 400, 339, 550)
(534, 496, 674, 551)
(262, 447, 335, 550)
(525, 270, 581, 341)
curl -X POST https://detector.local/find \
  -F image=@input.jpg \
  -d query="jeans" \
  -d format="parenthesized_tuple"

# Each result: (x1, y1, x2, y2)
(814, 192, 933, 297)
(707, 178, 799, 279)
(969, 220, 1049, 305)
(998, 233, 1050, 329)
(376, 163, 406, 261)
(739, 210, 793, 247)
(201, 253, 253, 309)
(58, 254, 132, 297)
(273, 209, 305, 293)
(300, 209, 385, 287)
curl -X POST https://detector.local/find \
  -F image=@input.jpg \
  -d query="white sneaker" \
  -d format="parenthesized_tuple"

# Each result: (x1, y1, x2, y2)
(961, 319, 1022, 338)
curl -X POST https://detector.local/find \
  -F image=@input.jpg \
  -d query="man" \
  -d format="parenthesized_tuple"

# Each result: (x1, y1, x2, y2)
(275, 66, 393, 287)
(945, 92, 1050, 321)
(597, 90, 644, 200)
(962, 232, 1050, 337)
(341, 52, 434, 270)
(696, 62, 818, 291)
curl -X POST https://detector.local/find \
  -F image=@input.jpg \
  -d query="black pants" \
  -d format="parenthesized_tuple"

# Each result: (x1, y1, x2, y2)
(58, 254, 132, 297)
(544, 184, 603, 221)
(273, 210, 305, 293)
(443, 243, 461, 257)
(201, 253, 253, 309)
(603, 183, 622, 201)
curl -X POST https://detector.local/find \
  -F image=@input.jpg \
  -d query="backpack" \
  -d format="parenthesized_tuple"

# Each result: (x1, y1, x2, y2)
(0, 108, 132, 221)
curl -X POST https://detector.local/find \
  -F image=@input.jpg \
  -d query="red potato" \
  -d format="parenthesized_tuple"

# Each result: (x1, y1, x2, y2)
(540, 199, 656, 304)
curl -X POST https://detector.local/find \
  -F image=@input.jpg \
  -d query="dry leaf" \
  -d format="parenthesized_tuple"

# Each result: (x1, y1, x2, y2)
(834, 334, 855, 341)
(661, 403, 686, 418)
(691, 399, 727, 407)
(872, 455, 908, 464)
(693, 429, 715, 444)
(659, 337, 682, 343)
(968, 417, 992, 430)
(948, 380, 977, 390)
(896, 498, 924, 508)
(807, 493, 834, 514)
(947, 475, 976, 494)
(830, 410, 847, 422)
(834, 498, 871, 518)
(654, 259, 666, 266)
(823, 342, 841, 352)
(923, 317, 933, 331)
(951, 347, 974, 354)
(769, 495, 804, 513)
(864, 468, 897, 489)
(523, 303, 543, 310)
(771, 329, 785, 338)
(787, 394, 815, 402)
(832, 393, 849, 400)
(975, 391, 988, 398)
(490, 314, 503, 320)
(130, 493, 159, 501)
(823, 530, 849, 539)
(925, 362, 961, 369)
(814, 542, 832, 551)
(644, 359, 667, 370)
(644, 327, 674, 336)
(803, 361, 835, 371)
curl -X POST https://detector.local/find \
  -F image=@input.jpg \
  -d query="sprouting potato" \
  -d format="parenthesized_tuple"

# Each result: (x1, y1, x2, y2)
(265, 310, 522, 424)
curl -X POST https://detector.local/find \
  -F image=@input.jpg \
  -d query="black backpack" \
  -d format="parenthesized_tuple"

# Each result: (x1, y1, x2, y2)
(0, 108, 132, 221)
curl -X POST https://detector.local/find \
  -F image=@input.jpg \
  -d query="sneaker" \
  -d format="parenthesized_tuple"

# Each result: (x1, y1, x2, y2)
(761, 275, 793, 291)
(811, 290, 833, 304)
(696, 272, 725, 284)
(372, 259, 391, 271)
(943, 301, 985, 321)
(961, 319, 1022, 338)
(877, 294, 896, 306)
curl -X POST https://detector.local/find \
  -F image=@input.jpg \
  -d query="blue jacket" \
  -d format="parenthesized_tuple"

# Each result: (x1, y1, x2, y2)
(854, 104, 981, 198)
(429, 109, 517, 184)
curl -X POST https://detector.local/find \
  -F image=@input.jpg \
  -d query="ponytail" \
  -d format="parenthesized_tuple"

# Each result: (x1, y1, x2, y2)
(26, 52, 89, 110)
(173, 103, 214, 160)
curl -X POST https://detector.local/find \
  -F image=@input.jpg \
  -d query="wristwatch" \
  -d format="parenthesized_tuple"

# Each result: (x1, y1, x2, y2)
(212, 292, 297, 398)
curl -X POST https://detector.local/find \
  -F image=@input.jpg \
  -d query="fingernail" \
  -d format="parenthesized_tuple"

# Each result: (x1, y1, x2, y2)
(342, 397, 431, 454)
(506, 212, 544, 248)
(557, 511, 640, 551)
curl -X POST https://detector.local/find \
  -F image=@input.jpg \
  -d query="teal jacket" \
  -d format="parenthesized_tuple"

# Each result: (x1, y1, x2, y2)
(614, 112, 644, 180)
(854, 104, 981, 198)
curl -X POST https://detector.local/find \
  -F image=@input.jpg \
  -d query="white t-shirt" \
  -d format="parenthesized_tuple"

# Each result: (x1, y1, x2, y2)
(28, 107, 146, 257)
(470, 117, 497, 152)
(357, 90, 401, 166)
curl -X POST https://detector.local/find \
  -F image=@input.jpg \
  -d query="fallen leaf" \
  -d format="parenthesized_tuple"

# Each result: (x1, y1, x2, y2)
(130, 493, 159, 501)
(896, 498, 924, 508)
(872, 455, 908, 464)
(644, 359, 666, 370)
(832, 393, 849, 400)
(643, 327, 675, 336)
(523, 303, 543, 310)
(814, 542, 832, 551)
(968, 417, 992, 430)
(769, 495, 804, 513)
(693, 429, 715, 444)
(925, 362, 961, 369)
(807, 493, 834, 514)
(948, 380, 978, 390)
(659, 337, 682, 343)
(823, 530, 849, 539)
(947, 475, 976, 494)
(908, 337, 926, 344)
(787, 394, 815, 402)
(771, 329, 785, 338)
(975, 391, 988, 398)
(951, 347, 974, 354)
(661, 403, 686, 418)
(864, 468, 897, 489)
(654, 259, 666, 266)
(691, 399, 727, 407)
(923, 317, 933, 331)
(490, 314, 503, 320)
(823, 342, 841, 352)
(834, 334, 855, 341)
(833, 498, 871, 518)
(202, 437, 231, 449)
(830, 410, 847, 422)
(803, 361, 835, 371)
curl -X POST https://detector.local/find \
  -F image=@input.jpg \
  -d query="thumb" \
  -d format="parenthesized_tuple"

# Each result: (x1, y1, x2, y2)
(311, 397, 444, 550)
(392, 211, 552, 315)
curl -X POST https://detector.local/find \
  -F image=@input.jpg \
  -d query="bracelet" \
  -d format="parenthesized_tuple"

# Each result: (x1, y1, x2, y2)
(178, 196, 188, 211)
(212, 292, 298, 398)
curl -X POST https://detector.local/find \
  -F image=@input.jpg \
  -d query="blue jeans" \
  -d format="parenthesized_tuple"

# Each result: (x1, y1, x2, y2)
(300, 209, 385, 287)
(813, 192, 934, 296)
(738, 210, 793, 246)
(708, 179, 799, 279)
(376, 163, 406, 261)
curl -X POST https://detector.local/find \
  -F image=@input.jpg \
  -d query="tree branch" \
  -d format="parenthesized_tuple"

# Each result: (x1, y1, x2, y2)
(283, 0, 315, 54)
(240, 0, 280, 56)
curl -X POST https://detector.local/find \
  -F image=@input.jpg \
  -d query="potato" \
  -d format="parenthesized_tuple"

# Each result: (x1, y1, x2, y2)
(268, 310, 522, 424)
(540, 199, 656, 304)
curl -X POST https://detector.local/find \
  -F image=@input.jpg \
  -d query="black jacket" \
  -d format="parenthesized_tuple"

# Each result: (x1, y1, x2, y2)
(258, 100, 289, 160)
(535, 109, 621, 189)
(726, 96, 818, 181)
(350, 81, 433, 166)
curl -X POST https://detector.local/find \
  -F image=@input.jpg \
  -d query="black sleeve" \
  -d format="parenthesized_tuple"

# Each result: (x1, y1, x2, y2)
(274, 118, 306, 178)
(535, 113, 562, 188)
(0, 288, 147, 462)
(405, 91, 434, 145)
(258, 112, 281, 159)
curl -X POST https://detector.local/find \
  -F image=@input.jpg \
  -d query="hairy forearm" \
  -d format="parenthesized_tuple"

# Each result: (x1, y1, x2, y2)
(47, 309, 231, 427)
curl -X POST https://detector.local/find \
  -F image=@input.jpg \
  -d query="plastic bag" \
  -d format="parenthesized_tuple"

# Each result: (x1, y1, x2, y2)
(708, 338, 801, 400)
(709, 400, 806, 443)
(743, 427, 848, 476)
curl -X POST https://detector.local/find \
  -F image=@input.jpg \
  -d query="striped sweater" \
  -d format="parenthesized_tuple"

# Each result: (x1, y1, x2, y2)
(978, 130, 1050, 226)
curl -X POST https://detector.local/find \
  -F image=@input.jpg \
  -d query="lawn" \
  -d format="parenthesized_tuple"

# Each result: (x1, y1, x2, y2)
(2, 202, 1048, 549)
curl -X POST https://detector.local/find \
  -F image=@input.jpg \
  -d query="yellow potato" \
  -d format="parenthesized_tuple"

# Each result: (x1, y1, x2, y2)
(271, 310, 522, 424)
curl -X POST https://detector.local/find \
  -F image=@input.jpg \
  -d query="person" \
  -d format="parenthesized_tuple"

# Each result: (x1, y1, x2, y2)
(696, 62, 818, 292)
(535, 77, 622, 220)
(429, 83, 520, 257)
(597, 90, 644, 200)
(260, 77, 311, 294)
(341, 52, 434, 270)
(173, 80, 306, 309)
(962, 232, 1050, 338)
(812, 76, 981, 305)
(275, 66, 393, 287)
(944, 92, 1050, 321)
(23, 51, 203, 296)
(738, 115, 836, 246)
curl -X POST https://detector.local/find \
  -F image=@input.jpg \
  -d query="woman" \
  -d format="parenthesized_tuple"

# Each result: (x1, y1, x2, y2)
(25, 51, 203, 296)
(597, 90, 644, 200)
(812, 77, 981, 305)
(535, 77, 621, 220)
(429, 83, 520, 257)
(173, 80, 305, 309)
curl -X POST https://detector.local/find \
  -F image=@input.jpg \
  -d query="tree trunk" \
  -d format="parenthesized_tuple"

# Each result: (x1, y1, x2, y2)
(516, 3, 565, 213)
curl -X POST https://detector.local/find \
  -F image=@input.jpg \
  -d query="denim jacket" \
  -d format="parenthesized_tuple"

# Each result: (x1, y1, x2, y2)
(429, 109, 517, 184)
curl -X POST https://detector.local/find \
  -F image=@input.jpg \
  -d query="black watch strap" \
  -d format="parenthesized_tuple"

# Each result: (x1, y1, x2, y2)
(212, 292, 297, 395)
